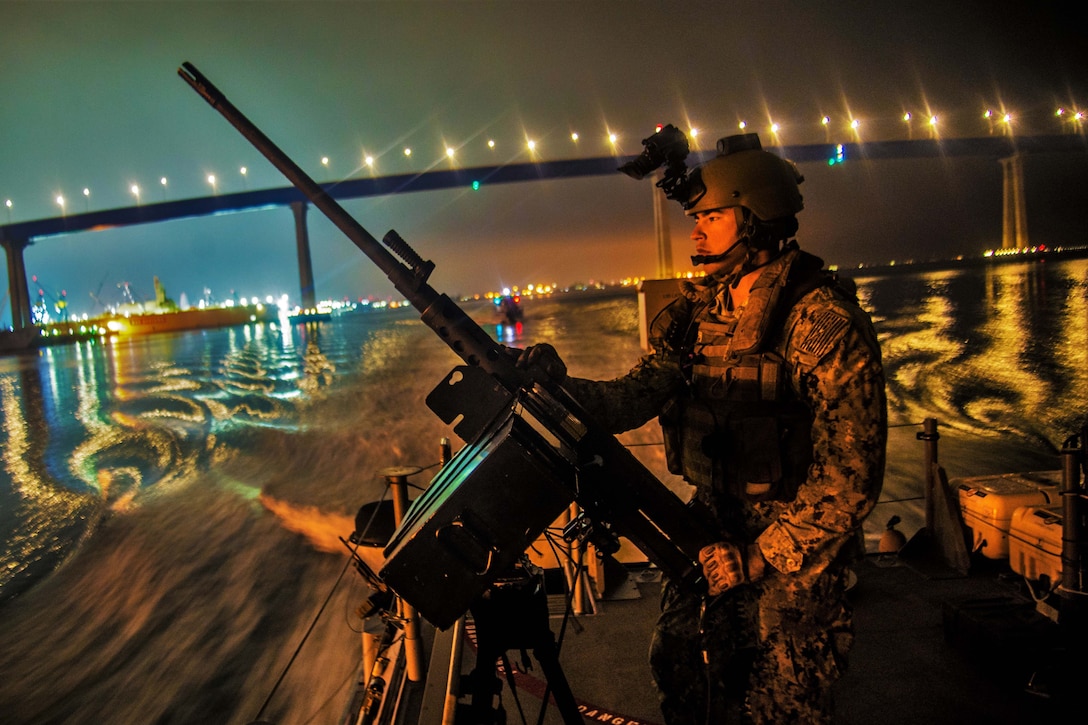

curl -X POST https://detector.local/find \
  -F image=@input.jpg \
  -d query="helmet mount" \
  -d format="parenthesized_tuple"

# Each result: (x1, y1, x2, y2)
(620, 125, 805, 264)
(683, 133, 804, 220)
(620, 125, 803, 223)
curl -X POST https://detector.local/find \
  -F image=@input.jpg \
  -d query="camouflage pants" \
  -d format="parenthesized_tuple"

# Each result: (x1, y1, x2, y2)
(649, 569, 852, 725)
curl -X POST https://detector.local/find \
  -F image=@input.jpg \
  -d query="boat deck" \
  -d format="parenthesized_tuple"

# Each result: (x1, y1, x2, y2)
(408, 546, 1074, 725)
(837, 550, 1067, 725)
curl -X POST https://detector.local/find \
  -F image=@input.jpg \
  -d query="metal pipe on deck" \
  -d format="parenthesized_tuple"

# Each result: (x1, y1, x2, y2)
(918, 417, 940, 531)
(381, 466, 427, 683)
(1060, 431, 1085, 599)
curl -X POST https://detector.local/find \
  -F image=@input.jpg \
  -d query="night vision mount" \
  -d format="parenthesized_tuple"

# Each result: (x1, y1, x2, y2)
(618, 126, 768, 211)
(617, 123, 693, 205)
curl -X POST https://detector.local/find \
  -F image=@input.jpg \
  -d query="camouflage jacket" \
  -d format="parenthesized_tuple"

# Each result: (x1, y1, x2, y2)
(565, 247, 887, 583)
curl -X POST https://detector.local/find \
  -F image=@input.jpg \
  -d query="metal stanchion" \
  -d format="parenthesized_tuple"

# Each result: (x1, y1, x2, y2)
(380, 465, 427, 683)
(566, 502, 589, 615)
(441, 618, 465, 724)
(1060, 433, 1085, 602)
(918, 417, 940, 531)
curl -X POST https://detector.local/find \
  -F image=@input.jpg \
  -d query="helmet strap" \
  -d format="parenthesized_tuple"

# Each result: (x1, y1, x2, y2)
(690, 236, 745, 267)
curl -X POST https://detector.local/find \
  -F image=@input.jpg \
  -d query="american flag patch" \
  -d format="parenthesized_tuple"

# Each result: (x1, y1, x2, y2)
(797, 310, 849, 359)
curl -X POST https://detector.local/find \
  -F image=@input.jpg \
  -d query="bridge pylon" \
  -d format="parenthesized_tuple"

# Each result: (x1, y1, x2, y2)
(1, 237, 33, 331)
(1000, 152, 1029, 250)
(652, 171, 674, 279)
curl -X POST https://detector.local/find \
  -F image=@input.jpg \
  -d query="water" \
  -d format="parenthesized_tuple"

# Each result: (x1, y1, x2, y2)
(1, 258, 1086, 724)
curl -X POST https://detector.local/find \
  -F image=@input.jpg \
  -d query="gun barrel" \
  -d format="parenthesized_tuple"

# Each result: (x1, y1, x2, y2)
(179, 63, 404, 285)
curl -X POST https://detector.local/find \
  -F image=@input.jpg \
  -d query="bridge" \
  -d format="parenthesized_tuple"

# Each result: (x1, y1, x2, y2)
(2, 134, 1085, 332)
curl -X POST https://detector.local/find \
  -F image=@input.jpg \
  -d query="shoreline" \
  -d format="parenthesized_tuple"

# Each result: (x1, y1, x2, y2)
(847, 244, 1088, 279)
(5, 245, 1085, 357)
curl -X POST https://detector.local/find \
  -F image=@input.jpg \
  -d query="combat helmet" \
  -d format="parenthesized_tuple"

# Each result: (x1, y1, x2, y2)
(685, 133, 804, 222)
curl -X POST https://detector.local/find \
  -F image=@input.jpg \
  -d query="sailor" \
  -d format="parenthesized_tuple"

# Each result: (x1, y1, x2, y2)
(518, 133, 887, 724)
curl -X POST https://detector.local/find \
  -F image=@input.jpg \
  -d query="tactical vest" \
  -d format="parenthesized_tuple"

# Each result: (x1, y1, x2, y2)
(659, 251, 824, 502)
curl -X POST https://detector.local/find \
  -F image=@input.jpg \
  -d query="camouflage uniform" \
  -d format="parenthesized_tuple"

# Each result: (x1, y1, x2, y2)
(565, 245, 887, 724)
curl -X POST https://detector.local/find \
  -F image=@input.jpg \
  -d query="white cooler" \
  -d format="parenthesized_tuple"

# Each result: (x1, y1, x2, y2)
(956, 471, 1061, 559)
(1008, 504, 1064, 586)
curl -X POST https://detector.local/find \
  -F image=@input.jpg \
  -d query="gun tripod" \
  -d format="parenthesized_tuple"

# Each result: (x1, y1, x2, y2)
(461, 564, 580, 724)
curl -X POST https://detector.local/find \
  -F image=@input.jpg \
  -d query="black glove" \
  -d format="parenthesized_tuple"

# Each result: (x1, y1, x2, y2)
(510, 343, 568, 383)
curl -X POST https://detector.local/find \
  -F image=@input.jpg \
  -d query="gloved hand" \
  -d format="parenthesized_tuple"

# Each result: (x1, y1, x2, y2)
(511, 343, 568, 382)
(698, 542, 765, 595)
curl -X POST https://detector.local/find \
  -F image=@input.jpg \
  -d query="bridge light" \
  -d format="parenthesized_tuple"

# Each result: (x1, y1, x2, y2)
(927, 115, 941, 139)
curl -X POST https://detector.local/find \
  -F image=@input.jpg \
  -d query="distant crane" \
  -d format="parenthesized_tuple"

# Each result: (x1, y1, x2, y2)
(88, 273, 110, 312)
(118, 281, 138, 305)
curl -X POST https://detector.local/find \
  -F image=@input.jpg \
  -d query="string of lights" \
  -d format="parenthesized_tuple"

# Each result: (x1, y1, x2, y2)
(3, 101, 1084, 224)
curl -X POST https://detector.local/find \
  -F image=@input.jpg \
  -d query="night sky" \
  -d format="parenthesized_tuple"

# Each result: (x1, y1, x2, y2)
(2, 1, 1084, 326)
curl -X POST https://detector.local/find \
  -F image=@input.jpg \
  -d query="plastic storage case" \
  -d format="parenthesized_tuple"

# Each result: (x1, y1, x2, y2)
(1008, 504, 1063, 585)
(956, 471, 1061, 559)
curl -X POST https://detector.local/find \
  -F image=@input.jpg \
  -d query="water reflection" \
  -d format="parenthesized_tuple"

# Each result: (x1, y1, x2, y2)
(0, 317, 387, 597)
(860, 258, 1088, 448)
(0, 367, 96, 595)
(494, 320, 524, 345)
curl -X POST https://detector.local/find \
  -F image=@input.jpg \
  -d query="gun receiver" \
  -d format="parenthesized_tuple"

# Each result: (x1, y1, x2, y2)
(179, 62, 716, 628)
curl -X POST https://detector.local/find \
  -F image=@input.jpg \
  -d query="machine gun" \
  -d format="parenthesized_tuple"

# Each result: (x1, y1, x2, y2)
(179, 62, 717, 629)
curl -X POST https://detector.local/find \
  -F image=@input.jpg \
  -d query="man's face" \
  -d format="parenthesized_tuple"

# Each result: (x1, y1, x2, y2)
(690, 207, 745, 277)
